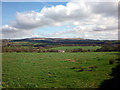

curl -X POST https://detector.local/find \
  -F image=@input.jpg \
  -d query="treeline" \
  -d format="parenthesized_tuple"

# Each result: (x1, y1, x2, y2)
(2, 44, 120, 53)
(2, 47, 40, 53)
(2, 48, 89, 53)
(95, 44, 120, 52)
(2, 40, 120, 53)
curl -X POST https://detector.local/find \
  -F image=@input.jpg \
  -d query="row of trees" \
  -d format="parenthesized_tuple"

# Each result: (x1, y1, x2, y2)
(2, 43, 120, 53)
(95, 44, 120, 52)
(2, 47, 120, 53)
(2, 47, 39, 53)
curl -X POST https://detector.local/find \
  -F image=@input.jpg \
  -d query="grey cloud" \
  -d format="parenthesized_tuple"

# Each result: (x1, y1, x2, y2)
(91, 2, 118, 17)
(2, 25, 33, 39)
(93, 25, 118, 31)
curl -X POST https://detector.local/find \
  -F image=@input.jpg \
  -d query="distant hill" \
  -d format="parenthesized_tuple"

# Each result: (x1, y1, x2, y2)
(4, 38, 101, 45)
(2, 38, 120, 53)
(27, 38, 86, 41)
(2, 38, 120, 46)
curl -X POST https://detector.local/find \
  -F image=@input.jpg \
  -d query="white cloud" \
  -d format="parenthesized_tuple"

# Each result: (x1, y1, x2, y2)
(2, 0, 118, 40)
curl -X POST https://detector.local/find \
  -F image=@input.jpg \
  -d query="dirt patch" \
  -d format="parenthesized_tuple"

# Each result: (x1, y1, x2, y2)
(65, 59, 76, 62)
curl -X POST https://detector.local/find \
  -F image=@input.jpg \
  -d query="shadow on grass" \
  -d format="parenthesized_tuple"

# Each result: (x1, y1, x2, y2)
(98, 64, 120, 89)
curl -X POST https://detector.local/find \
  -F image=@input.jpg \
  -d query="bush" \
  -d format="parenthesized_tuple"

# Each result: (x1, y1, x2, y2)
(109, 59, 114, 64)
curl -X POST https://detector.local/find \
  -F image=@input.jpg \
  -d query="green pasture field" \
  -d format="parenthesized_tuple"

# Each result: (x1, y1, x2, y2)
(5, 46, 30, 49)
(9, 42, 43, 46)
(2, 52, 118, 88)
(48, 46, 101, 51)
(4, 42, 44, 49)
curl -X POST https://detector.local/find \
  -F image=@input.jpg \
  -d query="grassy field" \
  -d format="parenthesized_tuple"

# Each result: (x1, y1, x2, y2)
(48, 46, 101, 51)
(7, 42, 43, 46)
(4, 42, 43, 49)
(2, 52, 118, 88)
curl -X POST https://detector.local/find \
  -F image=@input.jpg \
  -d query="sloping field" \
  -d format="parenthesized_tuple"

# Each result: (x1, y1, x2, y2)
(2, 52, 118, 88)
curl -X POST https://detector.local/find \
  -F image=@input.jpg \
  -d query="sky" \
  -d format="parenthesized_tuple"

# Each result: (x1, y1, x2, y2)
(1, 0, 118, 40)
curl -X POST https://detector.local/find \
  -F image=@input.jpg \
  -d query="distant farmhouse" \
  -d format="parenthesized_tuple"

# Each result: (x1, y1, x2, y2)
(58, 50, 65, 53)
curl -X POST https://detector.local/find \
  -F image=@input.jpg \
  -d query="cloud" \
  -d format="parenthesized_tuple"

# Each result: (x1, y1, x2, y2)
(10, 1, 92, 29)
(91, 2, 118, 18)
(2, 25, 33, 39)
(43, 23, 118, 40)
(2, 0, 118, 40)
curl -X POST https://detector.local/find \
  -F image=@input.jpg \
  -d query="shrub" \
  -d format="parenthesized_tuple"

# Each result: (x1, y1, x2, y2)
(109, 59, 114, 64)
(77, 67, 84, 72)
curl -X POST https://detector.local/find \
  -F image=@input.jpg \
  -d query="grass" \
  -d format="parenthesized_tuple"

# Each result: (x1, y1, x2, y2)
(9, 42, 43, 46)
(48, 46, 101, 51)
(2, 52, 118, 88)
